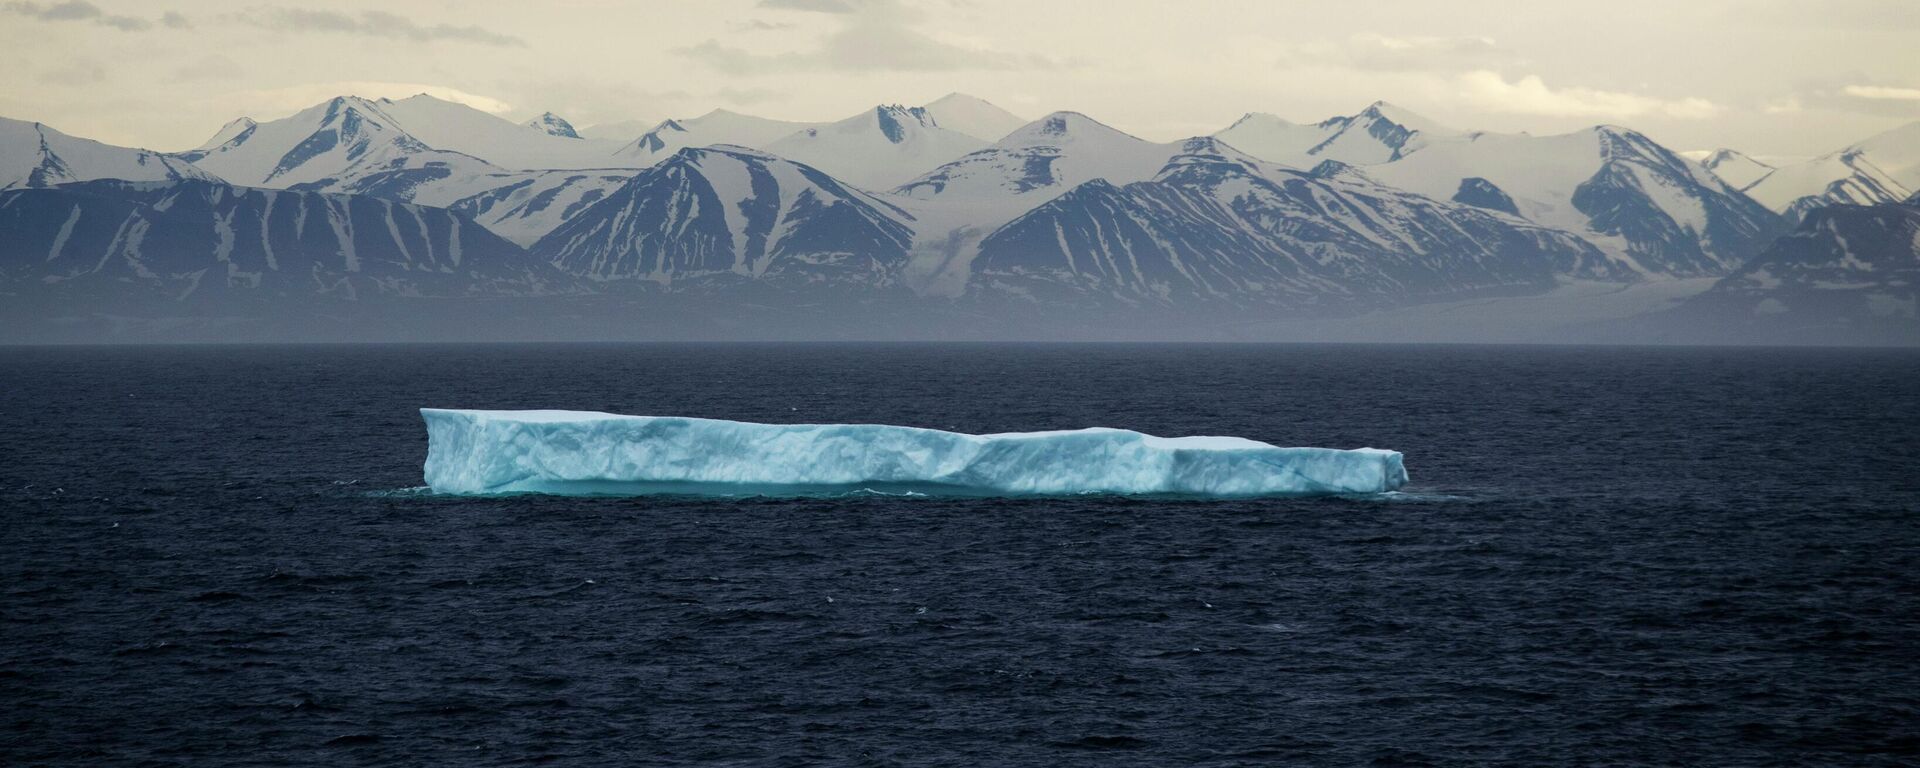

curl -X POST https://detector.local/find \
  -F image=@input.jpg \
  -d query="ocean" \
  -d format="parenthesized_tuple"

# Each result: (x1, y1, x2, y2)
(3, 343, 1917, 765)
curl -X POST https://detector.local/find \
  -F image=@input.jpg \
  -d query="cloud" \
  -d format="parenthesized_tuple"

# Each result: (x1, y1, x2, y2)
(758, 0, 855, 12)
(160, 10, 188, 29)
(1765, 78, 1920, 118)
(3, 0, 153, 30)
(235, 9, 525, 46)
(1455, 71, 1720, 120)
(680, 0, 1068, 73)
(1279, 33, 1514, 73)
(731, 19, 797, 31)
(1842, 85, 1920, 101)
(238, 82, 516, 116)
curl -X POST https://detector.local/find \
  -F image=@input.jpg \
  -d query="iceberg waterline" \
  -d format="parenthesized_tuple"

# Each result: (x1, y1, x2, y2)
(420, 409, 1408, 498)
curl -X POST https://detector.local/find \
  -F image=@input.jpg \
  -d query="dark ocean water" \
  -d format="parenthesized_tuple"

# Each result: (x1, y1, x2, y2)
(3, 343, 1918, 766)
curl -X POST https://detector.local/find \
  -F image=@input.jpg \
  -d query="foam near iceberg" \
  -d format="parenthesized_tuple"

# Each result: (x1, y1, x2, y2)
(420, 409, 1408, 498)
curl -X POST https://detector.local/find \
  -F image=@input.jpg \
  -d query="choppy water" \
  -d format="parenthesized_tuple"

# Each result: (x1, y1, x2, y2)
(3, 343, 1918, 766)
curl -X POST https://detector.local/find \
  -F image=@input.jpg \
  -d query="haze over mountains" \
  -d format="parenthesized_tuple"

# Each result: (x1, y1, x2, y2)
(1, 92, 1914, 344)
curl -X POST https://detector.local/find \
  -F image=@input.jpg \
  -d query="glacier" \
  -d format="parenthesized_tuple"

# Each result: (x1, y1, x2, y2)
(421, 409, 1408, 498)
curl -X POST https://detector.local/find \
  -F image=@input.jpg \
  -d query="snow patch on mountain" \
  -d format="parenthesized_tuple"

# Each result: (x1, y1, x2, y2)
(1695, 148, 1773, 190)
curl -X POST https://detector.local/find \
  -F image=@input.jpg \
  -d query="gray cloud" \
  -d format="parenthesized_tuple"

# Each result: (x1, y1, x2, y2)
(3, 0, 154, 31)
(1769, 76, 1920, 119)
(160, 10, 188, 29)
(682, 0, 1069, 73)
(236, 8, 526, 47)
(1277, 33, 1516, 74)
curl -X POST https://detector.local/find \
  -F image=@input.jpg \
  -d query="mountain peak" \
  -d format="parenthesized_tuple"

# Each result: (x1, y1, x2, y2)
(523, 111, 580, 139)
(1151, 136, 1270, 183)
(1356, 100, 1446, 133)
(872, 104, 937, 143)
(1176, 135, 1257, 161)
(1001, 111, 1144, 148)
(193, 116, 257, 152)
(918, 93, 1025, 142)
(1227, 112, 1295, 131)
(928, 92, 988, 104)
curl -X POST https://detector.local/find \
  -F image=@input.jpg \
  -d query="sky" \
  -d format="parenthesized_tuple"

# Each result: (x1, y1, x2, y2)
(2, 0, 1917, 158)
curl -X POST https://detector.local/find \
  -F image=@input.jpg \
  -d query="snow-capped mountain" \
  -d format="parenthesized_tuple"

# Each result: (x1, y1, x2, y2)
(967, 137, 1608, 308)
(0, 179, 570, 299)
(534, 146, 916, 290)
(2, 117, 218, 190)
(184, 96, 506, 191)
(890, 112, 1183, 292)
(173, 96, 651, 245)
(447, 170, 634, 247)
(371, 96, 623, 168)
(1743, 121, 1920, 221)
(919, 93, 1026, 142)
(610, 109, 822, 166)
(523, 112, 582, 139)
(576, 119, 655, 142)
(1695, 148, 1773, 190)
(1213, 101, 1450, 168)
(764, 104, 986, 190)
(182, 95, 637, 194)
(175, 117, 257, 162)
(1361, 125, 1784, 277)
(1666, 200, 1918, 343)
(898, 111, 1177, 212)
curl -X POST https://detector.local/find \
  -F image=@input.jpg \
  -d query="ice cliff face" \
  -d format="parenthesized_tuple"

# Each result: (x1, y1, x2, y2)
(420, 409, 1409, 497)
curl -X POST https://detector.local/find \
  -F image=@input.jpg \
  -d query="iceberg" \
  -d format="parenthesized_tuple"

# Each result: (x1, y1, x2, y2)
(420, 409, 1408, 498)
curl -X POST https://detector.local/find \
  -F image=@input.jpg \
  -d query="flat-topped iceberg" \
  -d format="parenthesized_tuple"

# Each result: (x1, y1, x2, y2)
(420, 409, 1408, 498)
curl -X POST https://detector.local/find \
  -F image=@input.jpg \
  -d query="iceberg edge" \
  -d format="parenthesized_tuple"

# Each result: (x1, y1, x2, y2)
(420, 409, 1408, 498)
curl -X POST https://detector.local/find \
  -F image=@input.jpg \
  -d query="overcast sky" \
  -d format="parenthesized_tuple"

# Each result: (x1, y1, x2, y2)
(3, 0, 1917, 158)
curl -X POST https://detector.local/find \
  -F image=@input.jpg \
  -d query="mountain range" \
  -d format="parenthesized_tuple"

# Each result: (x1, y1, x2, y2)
(2, 92, 1914, 344)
